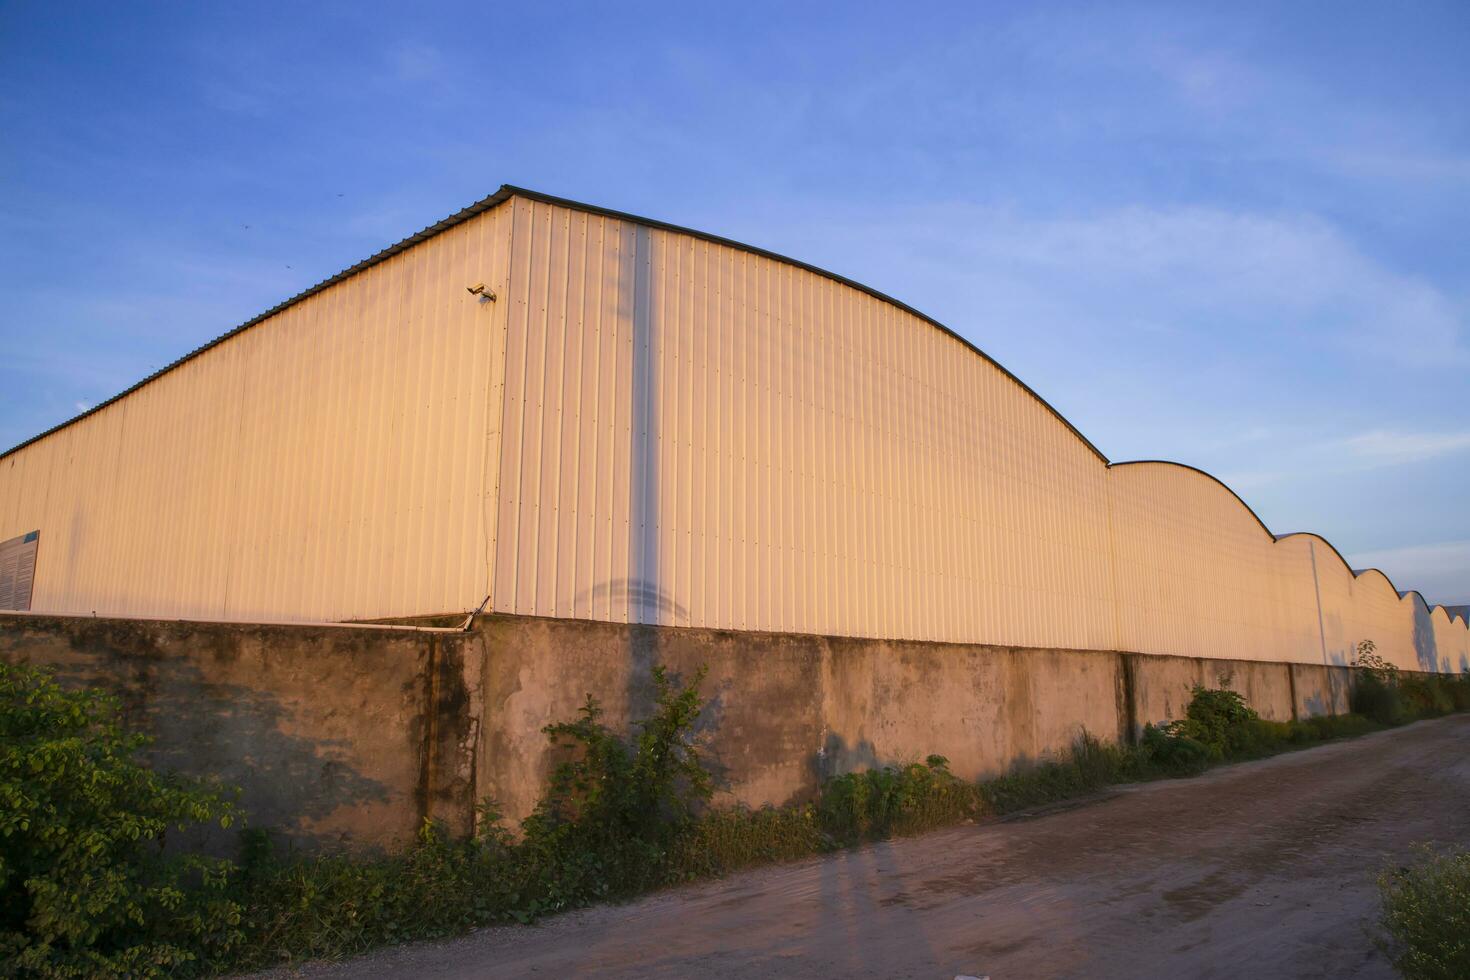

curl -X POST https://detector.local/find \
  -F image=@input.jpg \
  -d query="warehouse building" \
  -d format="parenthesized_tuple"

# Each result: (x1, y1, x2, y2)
(2, 185, 1466, 674)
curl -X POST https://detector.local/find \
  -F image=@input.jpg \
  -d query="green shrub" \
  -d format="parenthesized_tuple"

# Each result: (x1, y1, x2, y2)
(1400, 677, 1455, 719)
(818, 755, 979, 843)
(1141, 686, 1266, 764)
(516, 664, 712, 908)
(1134, 686, 1388, 768)
(1379, 845, 1470, 980)
(1449, 674, 1470, 711)
(1237, 717, 1298, 755)
(0, 663, 241, 978)
(232, 816, 518, 963)
(1352, 640, 1412, 724)
(1182, 686, 1261, 757)
(1139, 720, 1212, 771)
(1294, 712, 1378, 741)
(228, 665, 715, 970)
(1354, 671, 1467, 726)
(1353, 671, 1405, 725)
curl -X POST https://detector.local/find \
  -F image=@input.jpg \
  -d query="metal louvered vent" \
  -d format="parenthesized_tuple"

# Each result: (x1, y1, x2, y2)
(0, 531, 38, 611)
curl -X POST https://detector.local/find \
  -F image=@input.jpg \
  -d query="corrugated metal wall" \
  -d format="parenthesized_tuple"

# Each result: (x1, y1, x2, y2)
(488, 196, 1468, 670)
(2, 189, 1465, 671)
(1107, 464, 1322, 663)
(0, 204, 512, 621)
(491, 197, 1118, 649)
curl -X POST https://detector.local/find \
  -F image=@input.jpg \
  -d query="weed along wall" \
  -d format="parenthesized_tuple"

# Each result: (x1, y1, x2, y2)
(1, 611, 1362, 850)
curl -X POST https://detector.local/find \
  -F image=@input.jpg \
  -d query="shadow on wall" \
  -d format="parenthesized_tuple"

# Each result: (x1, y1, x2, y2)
(18, 634, 395, 852)
(813, 732, 884, 785)
(1412, 598, 1439, 674)
(1321, 610, 1350, 667)
(609, 625, 738, 784)
(574, 579, 688, 623)
(1298, 665, 1352, 719)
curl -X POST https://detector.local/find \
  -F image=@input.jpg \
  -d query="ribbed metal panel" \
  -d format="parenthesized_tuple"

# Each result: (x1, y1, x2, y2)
(1107, 463, 1321, 663)
(488, 195, 1468, 669)
(0, 205, 513, 621)
(492, 197, 1118, 648)
(2, 186, 1465, 672)
(1304, 537, 1408, 668)
(1433, 605, 1470, 674)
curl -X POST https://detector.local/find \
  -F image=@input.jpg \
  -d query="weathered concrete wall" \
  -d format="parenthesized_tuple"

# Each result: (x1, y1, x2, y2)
(476, 618, 1130, 824)
(1125, 654, 1299, 733)
(1, 611, 1380, 851)
(1290, 662, 1354, 719)
(0, 615, 481, 851)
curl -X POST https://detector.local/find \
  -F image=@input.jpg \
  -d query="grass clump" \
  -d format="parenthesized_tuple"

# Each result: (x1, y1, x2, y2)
(670, 802, 826, 877)
(672, 755, 982, 877)
(982, 735, 1139, 811)
(1378, 844, 1470, 980)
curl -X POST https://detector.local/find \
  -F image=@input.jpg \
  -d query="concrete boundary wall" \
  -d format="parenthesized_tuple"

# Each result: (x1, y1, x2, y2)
(1, 612, 1366, 851)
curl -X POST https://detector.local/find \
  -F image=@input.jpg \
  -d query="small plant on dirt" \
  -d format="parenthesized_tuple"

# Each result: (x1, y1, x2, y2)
(0, 663, 241, 978)
(1378, 844, 1470, 980)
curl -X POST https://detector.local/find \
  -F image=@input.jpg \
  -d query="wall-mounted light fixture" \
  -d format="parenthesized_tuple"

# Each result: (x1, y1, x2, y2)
(467, 282, 496, 301)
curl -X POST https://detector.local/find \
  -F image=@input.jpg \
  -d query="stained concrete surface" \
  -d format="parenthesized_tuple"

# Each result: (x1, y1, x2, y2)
(261, 715, 1470, 980)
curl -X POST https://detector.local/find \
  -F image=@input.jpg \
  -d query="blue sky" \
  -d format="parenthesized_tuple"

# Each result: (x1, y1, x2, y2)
(2, 1, 1467, 603)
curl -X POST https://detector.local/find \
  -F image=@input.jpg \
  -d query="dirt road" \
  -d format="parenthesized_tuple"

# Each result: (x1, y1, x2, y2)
(274, 715, 1470, 979)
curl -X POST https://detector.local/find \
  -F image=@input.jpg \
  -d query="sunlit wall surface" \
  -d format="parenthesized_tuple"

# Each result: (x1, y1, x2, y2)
(1, 189, 1465, 672)
(0, 203, 513, 622)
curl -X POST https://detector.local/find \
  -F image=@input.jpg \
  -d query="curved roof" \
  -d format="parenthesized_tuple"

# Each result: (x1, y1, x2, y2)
(1111, 461, 1456, 620)
(1, 184, 1104, 464)
(2, 185, 1461, 627)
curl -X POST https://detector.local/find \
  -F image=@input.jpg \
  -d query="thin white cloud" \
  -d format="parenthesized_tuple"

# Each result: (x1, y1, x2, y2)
(1216, 428, 1470, 490)
(998, 208, 1466, 365)
(1006, 8, 1470, 191)
(1338, 429, 1470, 467)
(390, 42, 449, 85)
(801, 202, 1470, 370)
(1348, 540, 1470, 606)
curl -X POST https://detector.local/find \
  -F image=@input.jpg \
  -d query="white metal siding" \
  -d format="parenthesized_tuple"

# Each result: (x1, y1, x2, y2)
(490, 196, 1468, 670)
(0, 205, 513, 621)
(3, 189, 1465, 672)
(1107, 464, 1322, 663)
